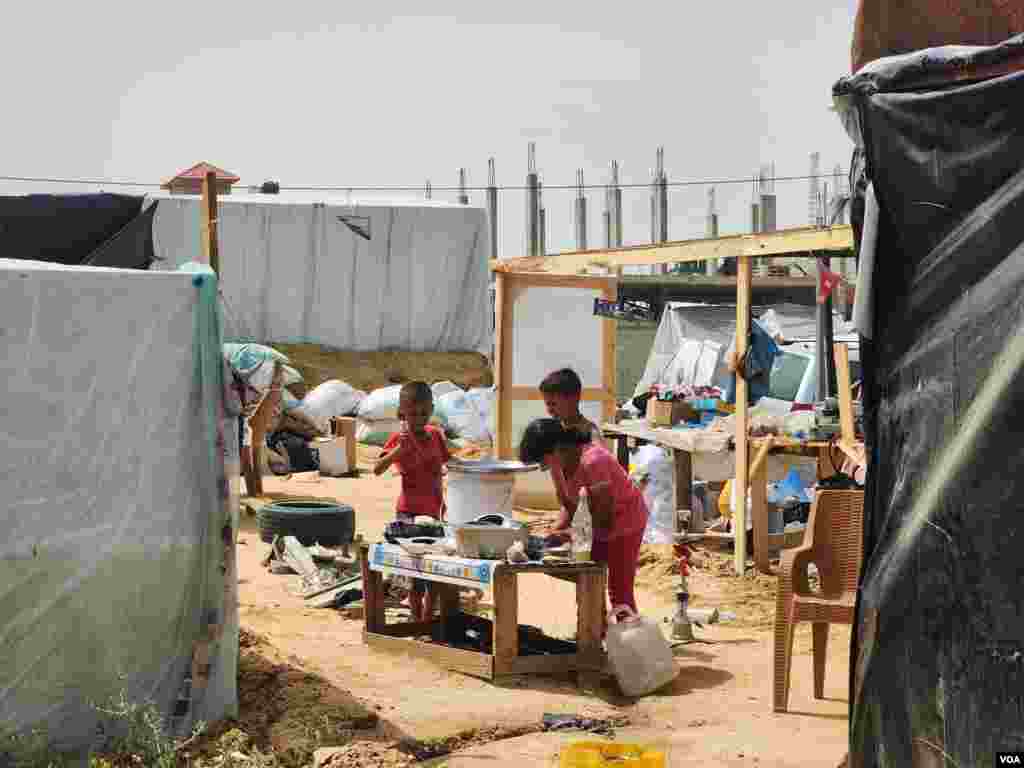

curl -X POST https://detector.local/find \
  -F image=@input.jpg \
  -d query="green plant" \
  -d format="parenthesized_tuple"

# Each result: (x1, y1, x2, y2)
(91, 690, 205, 768)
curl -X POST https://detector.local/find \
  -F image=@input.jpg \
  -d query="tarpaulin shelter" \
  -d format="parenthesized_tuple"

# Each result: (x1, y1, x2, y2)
(835, 34, 1024, 766)
(633, 301, 853, 397)
(0, 193, 159, 269)
(149, 193, 491, 354)
(0, 259, 239, 757)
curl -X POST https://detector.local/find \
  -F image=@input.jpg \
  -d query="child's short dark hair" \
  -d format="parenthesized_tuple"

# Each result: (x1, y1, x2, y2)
(518, 417, 591, 464)
(399, 381, 433, 404)
(539, 368, 583, 397)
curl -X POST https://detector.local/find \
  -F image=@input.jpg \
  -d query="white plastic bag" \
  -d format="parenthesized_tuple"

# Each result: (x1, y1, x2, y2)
(605, 605, 678, 697)
(465, 387, 495, 444)
(431, 380, 462, 400)
(294, 380, 366, 433)
(437, 389, 491, 444)
(357, 385, 403, 421)
(631, 446, 675, 545)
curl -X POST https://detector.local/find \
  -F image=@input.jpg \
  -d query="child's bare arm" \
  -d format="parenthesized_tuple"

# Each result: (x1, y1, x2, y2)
(373, 448, 399, 476)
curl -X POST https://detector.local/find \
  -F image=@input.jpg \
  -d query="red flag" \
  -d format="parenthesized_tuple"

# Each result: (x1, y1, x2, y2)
(818, 266, 843, 304)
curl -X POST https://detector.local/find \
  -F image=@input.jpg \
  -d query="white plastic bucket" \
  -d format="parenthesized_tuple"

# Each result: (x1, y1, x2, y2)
(447, 470, 515, 525)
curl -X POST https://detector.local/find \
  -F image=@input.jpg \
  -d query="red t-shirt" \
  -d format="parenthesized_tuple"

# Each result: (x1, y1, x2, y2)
(383, 425, 451, 518)
(553, 443, 649, 543)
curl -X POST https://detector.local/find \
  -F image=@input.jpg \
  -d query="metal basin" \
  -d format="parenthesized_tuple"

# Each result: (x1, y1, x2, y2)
(447, 458, 539, 474)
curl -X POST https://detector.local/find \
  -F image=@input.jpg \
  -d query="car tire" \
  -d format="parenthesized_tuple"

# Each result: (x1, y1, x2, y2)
(257, 500, 355, 546)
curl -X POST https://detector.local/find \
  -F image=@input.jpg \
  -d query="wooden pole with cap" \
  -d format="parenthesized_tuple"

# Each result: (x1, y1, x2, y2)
(201, 171, 220, 275)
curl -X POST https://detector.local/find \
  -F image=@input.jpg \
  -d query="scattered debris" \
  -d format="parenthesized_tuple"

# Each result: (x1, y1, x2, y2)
(541, 713, 630, 738)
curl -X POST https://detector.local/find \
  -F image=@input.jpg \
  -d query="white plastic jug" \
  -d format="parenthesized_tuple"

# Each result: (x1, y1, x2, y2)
(572, 488, 593, 562)
(605, 605, 678, 697)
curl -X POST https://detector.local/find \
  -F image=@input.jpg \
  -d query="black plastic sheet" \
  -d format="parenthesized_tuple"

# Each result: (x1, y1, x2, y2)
(836, 39, 1024, 766)
(0, 192, 154, 268)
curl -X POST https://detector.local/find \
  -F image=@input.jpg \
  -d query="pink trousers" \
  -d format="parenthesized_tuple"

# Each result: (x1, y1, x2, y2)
(590, 527, 644, 614)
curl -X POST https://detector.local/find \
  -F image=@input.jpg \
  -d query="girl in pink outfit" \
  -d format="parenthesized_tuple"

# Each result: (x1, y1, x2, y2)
(520, 419, 649, 617)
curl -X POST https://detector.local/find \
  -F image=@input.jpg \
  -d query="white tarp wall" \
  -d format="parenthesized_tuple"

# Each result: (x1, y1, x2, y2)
(0, 260, 237, 755)
(148, 194, 491, 354)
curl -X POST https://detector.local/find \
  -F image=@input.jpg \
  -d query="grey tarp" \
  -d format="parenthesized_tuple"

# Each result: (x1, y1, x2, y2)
(0, 260, 237, 756)
(148, 193, 491, 354)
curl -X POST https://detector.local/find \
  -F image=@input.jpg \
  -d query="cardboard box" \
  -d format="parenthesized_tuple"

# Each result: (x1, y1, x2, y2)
(647, 399, 696, 427)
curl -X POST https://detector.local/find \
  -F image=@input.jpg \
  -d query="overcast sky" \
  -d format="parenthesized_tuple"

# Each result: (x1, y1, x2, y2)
(1, 0, 859, 258)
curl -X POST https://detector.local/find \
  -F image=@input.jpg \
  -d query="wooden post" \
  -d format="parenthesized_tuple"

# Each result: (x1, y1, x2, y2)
(336, 416, 358, 475)
(834, 343, 856, 445)
(491, 569, 519, 675)
(201, 171, 220, 275)
(673, 449, 692, 532)
(734, 255, 752, 575)
(493, 271, 514, 459)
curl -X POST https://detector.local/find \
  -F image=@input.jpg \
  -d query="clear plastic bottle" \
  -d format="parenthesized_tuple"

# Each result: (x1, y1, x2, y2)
(572, 487, 593, 562)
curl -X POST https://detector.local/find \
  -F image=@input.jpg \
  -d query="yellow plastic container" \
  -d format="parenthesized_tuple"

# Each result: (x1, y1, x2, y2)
(558, 739, 667, 767)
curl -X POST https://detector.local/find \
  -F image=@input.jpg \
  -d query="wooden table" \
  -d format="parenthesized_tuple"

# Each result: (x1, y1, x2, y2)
(359, 543, 607, 685)
(602, 420, 838, 573)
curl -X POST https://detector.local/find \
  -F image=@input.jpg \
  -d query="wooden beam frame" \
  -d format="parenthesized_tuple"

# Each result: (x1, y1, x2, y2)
(489, 226, 854, 570)
(493, 270, 617, 460)
(491, 225, 853, 275)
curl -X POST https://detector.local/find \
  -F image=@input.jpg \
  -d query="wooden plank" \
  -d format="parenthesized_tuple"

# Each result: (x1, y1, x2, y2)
(491, 225, 854, 275)
(834, 342, 856, 445)
(507, 386, 614, 401)
(336, 416, 358, 474)
(378, 620, 437, 639)
(437, 583, 461, 643)
(363, 631, 494, 678)
(734, 253, 752, 576)
(505, 653, 582, 677)
(750, 450, 772, 575)
(601, 281, 618, 430)
(497, 271, 619, 291)
(748, 440, 773, 482)
(673, 449, 692, 532)
(201, 171, 220, 275)
(494, 271, 515, 459)
(576, 569, 606, 689)
(576, 570, 605, 668)
(360, 546, 386, 634)
(491, 570, 519, 672)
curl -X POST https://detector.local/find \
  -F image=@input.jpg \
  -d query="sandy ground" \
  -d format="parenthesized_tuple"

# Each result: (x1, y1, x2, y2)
(230, 451, 850, 767)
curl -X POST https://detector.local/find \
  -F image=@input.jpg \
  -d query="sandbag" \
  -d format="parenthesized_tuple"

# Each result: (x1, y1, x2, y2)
(356, 418, 403, 447)
(436, 389, 491, 444)
(294, 380, 366, 433)
(357, 385, 403, 421)
(431, 380, 461, 399)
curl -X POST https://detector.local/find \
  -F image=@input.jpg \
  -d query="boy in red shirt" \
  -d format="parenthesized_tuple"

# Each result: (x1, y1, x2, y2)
(538, 368, 605, 535)
(374, 381, 451, 622)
